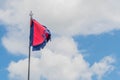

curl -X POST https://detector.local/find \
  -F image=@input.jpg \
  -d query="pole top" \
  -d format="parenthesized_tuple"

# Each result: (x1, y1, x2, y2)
(29, 11, 33, 17)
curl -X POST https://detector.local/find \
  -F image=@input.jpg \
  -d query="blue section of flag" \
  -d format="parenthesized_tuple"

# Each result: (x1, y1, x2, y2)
(30, 20, 34, 46)
(32, 40, 47, 51)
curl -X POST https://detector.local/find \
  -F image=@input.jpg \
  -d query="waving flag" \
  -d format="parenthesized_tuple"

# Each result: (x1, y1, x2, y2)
(30, 19, 51, 51)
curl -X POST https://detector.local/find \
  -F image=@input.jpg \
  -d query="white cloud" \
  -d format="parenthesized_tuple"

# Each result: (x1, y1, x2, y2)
(7, 50, 90, 80)
(1, 0, 120, 54)
(1, 0, 120, 35)
(91, 56, 115, 80)
(8, 51, 115, 80)
(46, 37, 78, 57)
(7, 36, 115, 80)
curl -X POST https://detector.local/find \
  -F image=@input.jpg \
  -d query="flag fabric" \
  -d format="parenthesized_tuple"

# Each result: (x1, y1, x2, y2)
(30, 19, 51, 51)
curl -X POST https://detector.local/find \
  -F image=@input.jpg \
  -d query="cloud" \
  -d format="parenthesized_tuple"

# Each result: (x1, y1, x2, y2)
(6, 36, 115, 80)
(7, 51, 115, 80)
(1, 0, 120, 35)
(7, 50, 90, 80)
(46, 37, 79, 57)
(91, 56, 115, 80)
(1, 0, 120, 54)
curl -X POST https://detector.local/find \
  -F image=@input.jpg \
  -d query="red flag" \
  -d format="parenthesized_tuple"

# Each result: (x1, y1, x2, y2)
(30, 19, 51, 51)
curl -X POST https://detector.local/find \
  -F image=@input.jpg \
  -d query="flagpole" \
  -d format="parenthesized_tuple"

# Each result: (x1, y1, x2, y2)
(28, 11, 33, 80)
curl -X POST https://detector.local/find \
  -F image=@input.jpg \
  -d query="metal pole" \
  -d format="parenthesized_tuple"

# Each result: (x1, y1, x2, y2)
(28, 11, 33, 80)
(28, 39, 31, 80)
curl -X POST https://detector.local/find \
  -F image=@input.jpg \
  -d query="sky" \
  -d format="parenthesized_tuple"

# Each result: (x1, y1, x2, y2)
(0, 0, 120, 80)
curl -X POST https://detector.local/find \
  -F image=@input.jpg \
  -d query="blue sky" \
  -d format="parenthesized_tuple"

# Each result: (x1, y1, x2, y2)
(0, 25, 26, 80)
(0, 0, 120, 80)
(74, 31, 120, 80)
(74, 31, 120, 63)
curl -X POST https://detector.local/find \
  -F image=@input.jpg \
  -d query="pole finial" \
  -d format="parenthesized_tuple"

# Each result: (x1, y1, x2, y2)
(29, 11, 33, 18)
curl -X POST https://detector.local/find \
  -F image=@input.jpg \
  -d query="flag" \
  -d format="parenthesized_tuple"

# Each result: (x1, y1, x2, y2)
(30, 19, 51, 51)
